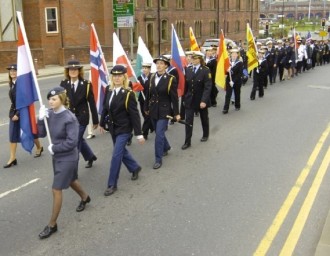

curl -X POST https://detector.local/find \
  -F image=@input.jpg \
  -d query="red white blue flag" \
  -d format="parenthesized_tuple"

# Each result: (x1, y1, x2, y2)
(90, 23, 108, 114)
(171, 24, 187, 97)
(16, 12, 39, 153)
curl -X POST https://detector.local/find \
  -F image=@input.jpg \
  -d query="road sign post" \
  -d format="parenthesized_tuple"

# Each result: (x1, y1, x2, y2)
(113, 0, 135, 60)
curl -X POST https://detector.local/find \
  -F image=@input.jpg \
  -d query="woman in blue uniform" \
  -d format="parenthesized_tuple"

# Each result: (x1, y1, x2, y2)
(4, 64, 43, 168)
(100, 65, 145, 196)
(38, 87, 90, 239)
(143, 56, 180, 169)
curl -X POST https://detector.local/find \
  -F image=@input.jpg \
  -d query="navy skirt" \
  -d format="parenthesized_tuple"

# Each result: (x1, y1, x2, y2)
(52, 159, 78, 189)
(9, 119, 20, 143)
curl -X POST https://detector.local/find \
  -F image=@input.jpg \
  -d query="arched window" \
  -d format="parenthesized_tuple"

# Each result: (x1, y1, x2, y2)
(210, 20, 216, 37)
(177, 0, 184, 9)
(194, 20, 202, 38)
(161, 19, 168, 41)
(176, 21, 185, 39)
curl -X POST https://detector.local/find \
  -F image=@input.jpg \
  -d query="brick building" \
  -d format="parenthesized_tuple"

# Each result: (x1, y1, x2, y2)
(0, 0, 259, 71)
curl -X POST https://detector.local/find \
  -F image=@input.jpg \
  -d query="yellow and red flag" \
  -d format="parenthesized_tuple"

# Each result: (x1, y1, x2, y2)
(215, 30, 230, 90)
(246, 23, 258, 73)
(189, 27, 200, 51)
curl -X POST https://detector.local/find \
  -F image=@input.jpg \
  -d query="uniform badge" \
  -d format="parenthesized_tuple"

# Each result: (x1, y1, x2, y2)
(50, 90, 56, 96)
(208, 73, 212, 79)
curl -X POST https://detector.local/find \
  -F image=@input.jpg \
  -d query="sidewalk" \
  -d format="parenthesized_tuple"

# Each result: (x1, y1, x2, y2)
(315, 213, 330, 255)
(0, 62, 115, 85)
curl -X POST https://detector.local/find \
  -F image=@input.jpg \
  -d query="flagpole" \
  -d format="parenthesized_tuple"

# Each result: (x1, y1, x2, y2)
(17, 11, 52, 145)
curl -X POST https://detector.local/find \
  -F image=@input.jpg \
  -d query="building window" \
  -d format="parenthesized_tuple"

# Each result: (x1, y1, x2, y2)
(45, 7, 58, 33)
(210, 20, 216, 37)
(194, 20, 202, 38)
(146, 0, 152, 7)
(176, 20, 185, 39)
(161, 19, 168, 40)
(133, 21, 138, 44)
(236, 0, 240, 10)
(160, 0, 167, 8)
(226, 21, 229, 34)
(226, 0, 230, 10)
(195, 0, 201, 9)
(235, 20, 240, 33)
(210, 0, 216, 10)
(0, 0, 22, 42)
(177, 0, 184, 9)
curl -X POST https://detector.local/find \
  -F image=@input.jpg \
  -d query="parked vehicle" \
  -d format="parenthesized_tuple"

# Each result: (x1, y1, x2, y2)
(200, 38, 236, 53)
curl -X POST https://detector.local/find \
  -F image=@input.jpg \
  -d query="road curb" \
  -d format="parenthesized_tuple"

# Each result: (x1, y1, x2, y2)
(315, 210, 330, 256)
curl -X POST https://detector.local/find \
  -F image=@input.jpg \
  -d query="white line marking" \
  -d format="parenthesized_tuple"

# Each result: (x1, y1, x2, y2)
(0, 178, 40, 199)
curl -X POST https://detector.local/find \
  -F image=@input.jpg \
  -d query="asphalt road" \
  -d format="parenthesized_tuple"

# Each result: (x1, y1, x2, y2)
(1, 68, 330, 256)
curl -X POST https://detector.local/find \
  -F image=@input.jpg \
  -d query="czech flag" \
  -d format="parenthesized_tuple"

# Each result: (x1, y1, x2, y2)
(90, 23, 108, 114)
(171, 24, 187, 97)
(113, 32, 144, 92)
(16, 12, 39, 153)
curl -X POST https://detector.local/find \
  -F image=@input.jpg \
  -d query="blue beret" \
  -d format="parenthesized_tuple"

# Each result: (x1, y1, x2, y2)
(47, 87, 66, 99)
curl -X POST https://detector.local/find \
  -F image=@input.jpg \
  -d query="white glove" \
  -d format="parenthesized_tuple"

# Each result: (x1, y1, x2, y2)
(48, 144, 54, 155)
(39, 105, 49, 120)
(288, 60, 292, 64)
(229, 81, 234, 87)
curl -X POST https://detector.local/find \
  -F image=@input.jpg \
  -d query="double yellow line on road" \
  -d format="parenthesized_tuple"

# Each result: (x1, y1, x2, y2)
(254, 123, 330, 256)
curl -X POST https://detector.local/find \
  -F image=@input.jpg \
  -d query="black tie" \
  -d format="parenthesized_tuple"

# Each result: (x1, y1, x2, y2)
(71, 83, 75, 93)
(194, 67, 197, 73)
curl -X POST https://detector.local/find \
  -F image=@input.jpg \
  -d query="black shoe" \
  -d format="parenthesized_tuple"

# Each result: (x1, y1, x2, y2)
(181, 143, 191, 150)
(222, 110, 228, 114)
(131, 167, 141, 180)
(250, 97, 255, 100)
(163, 147, 171, 156)
(104, 186, 117, 196)
(34, 147, 44, 158)
(76, 195, 91, 212)
(143, 134, 148, 140)
(3, 159, 17, 168)
(235, 108, 240, 111)
(153, 162, 162, 169)
(39, 224, 57, 239)
(200, 137, 208, 142)
(85, 156, 97, 168)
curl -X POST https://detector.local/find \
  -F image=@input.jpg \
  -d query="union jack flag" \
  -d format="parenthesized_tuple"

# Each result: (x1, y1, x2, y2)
(90, 23, 109, 114)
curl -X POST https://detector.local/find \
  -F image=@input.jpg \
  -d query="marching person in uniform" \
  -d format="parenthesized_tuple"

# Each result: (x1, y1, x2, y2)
(60, 60, 99, 168)
(4, 64, 43, 168)
(181, 51, 212, 149)
(99, 65, 145, 196)
(205, 47, 218, 107)
(38, 87, 90, 239)
(222, 48, 243, 114)
(137, 63, 154, 140)
(144, 56, 180, 169)
(250, 49, 268, 100)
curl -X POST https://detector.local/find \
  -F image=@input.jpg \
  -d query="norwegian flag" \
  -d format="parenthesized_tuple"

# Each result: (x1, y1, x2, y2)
(90, 23, 109, 114)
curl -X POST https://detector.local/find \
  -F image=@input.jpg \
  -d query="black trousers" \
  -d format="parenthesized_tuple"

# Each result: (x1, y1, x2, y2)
(184, 107, 209, 144)
(278, 63, 284, 81)
(250, 78, 264, 99)
(223, 84, 241, 111)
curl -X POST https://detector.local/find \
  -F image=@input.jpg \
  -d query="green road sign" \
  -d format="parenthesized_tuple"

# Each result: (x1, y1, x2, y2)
(113, 0, 135, 28)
